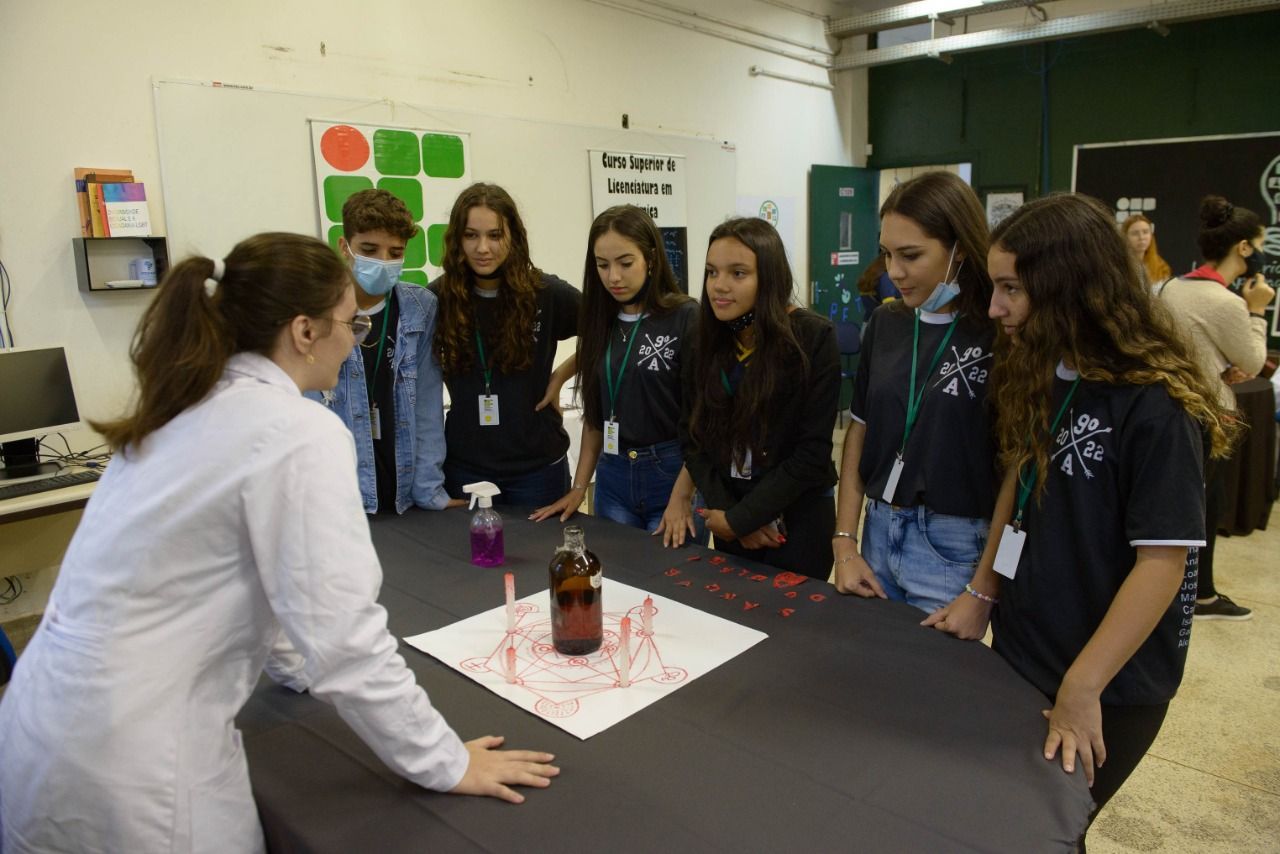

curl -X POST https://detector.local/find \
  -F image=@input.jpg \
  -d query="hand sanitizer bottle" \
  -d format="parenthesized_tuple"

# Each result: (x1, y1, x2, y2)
(463, 481, 503, 567)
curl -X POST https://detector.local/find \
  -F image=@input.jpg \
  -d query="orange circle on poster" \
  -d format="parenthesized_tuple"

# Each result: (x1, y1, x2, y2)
(320, 125, 370, 172)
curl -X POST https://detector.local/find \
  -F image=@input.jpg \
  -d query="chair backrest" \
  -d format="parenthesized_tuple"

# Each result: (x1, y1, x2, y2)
(835, 321, 861, 356)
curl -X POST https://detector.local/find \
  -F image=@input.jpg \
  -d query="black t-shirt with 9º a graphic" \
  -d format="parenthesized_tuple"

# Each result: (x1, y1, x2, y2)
(992, 368, 1205, 707)
(850, 303, 999, 519)
(589, 300, 698, 450)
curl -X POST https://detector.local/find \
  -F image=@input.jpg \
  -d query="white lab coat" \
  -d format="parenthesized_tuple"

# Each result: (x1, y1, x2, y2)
(0, 353, 468, 854)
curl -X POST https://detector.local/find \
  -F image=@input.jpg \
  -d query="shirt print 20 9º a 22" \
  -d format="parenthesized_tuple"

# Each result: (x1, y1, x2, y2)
(932, 342, 992, 399)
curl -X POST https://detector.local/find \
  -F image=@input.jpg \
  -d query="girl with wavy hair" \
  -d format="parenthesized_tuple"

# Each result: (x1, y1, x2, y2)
(683, 217, 840, 578)
(834, 171, 999, 634)
(531, 205, 705, 546)
(976, 193, 1236, 845)
(431, 183, 580, 506)
(1119, 213, 1172, 287)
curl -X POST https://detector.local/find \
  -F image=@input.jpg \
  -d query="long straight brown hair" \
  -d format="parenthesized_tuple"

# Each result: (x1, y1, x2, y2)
(434, 183, 543, 377)
(92, 232, 350, 451)
(576, 205, 692, 426)
(688, 217, 805, 471)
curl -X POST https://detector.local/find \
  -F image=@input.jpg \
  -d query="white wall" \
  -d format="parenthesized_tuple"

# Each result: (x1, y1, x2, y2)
(0, 0, 862, 439)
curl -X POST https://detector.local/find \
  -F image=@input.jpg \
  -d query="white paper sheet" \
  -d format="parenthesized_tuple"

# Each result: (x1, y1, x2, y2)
(404, 580, 768, 740)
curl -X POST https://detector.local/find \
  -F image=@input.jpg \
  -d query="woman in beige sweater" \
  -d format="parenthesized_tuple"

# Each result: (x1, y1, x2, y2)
(1157, 195, 1274, 621)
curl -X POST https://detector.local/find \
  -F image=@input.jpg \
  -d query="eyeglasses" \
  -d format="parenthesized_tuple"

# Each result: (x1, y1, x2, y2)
(333, 315, 373, 345)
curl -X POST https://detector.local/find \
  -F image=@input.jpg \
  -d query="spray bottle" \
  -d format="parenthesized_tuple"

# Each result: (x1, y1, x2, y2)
(463, 481, 504, 567)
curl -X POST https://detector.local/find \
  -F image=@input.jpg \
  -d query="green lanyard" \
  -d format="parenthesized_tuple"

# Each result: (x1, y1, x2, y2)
(365, 304, 392, 404)
(605, 319, 642, 420)
(474, 328, 493, 394)
(719, 369, 734, 397)
(897, 311, 958, 454)
(1012, 377, 1082, 530)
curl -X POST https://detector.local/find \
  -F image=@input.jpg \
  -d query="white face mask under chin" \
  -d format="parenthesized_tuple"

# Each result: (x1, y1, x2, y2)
(919, 243, 963, 313)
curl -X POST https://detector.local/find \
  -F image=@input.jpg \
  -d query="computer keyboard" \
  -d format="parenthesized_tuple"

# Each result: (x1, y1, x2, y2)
(0, 469, 101, 501)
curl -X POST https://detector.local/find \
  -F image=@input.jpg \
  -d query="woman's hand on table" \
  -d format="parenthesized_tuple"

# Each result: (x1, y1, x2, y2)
(920, 591, 991, 639)
(1041, 681, 1105, 787)
(451, 735, 560, 804)
(529, 487, 585, 523)
(832, 540, 885, 598)
(654, 495, 697, 547)
(738, 523, 784, 550)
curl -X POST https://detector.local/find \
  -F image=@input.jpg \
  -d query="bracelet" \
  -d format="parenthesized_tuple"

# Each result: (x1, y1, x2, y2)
(833, 530, 858, 541)
(570, 484, 589, 492)
(834, 555, 858, 566)
(964, 583, 998, 605)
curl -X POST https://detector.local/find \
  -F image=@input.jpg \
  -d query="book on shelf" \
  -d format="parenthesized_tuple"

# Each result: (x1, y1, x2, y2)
(73, 167, 133, 237)
(100, 183, 150, 237)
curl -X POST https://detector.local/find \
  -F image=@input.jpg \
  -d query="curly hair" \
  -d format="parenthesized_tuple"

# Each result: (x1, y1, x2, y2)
(989, 194, 1239, 498)
(434, 183, 542, 377)
(1120, 213, 1172, 283)
(341, 189, 417, 242)
(689, 217, 806, 471)
(576, 205, 693, 426)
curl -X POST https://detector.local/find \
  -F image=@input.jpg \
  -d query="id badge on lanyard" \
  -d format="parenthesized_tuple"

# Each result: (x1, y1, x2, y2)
(603, 420, 620, 454)
(731, 449, 753, 480)
(479, 395, 500, 426)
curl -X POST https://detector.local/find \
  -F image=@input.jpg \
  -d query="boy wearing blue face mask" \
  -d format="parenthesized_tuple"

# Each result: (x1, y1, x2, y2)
(316, 189, 460, 513)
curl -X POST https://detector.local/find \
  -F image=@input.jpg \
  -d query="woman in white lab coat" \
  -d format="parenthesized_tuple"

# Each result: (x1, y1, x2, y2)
(0, 233, 558, 854)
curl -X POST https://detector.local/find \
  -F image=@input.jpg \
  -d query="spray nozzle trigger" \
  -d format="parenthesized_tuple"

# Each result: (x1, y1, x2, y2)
(462, 481, 501, 511)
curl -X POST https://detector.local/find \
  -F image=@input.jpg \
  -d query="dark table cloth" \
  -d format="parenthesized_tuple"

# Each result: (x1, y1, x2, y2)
(238, 509, 1093, 853)
(1220, 377, 1277, 536)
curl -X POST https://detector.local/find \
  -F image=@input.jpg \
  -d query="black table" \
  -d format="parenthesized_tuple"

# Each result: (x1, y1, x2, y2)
(238, 510, 1092, 853)
(1220, 377, 1277, 536)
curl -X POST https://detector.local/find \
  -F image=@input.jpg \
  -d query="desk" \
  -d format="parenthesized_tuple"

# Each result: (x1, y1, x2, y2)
(1220, 377, 1277, 536)
(239, 511, 1092, 853)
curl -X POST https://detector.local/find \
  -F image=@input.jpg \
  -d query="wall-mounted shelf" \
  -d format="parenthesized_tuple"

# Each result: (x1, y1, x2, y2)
(72, 236, 170, 293)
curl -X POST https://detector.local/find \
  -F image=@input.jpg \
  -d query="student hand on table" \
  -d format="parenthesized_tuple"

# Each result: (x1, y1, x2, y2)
(451, 735, 560, 804)
(832, 540, 886, 598)
(696, 507, 735, 541)
(920, 591, 991, 639)
(529, 486, 586, 523)
(654, 495, 697, 547)
(1041, 680, 1105, 787)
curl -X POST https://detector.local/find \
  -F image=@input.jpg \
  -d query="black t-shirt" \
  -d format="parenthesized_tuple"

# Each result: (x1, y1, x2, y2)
(851, 304, 999, 518)
(992, 369, 1206, 706)
(591, 301, 698, 449)
(360, 295, 399, 515)
(434, 273, 580, 476)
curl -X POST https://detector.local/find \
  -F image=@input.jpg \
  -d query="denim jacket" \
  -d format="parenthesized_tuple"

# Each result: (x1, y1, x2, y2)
(307, 283, 448, 513)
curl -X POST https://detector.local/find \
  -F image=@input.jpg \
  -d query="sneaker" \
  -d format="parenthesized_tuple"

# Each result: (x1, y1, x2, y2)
(1194, 594, 1253, 621)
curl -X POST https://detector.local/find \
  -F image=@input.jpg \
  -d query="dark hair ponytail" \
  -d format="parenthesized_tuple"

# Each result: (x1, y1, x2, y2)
(1196, 195, 1263, 262)
(93, 232, 350, 451)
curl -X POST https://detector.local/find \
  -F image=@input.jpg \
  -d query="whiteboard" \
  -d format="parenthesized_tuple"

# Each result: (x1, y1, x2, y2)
(152, 79, 736, 298)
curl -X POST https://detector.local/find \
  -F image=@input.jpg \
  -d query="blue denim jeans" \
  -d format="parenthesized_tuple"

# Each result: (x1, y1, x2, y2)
(861, 499, 989, 613)
(444, 457, 570, 510)
(594, 439, 708, 544)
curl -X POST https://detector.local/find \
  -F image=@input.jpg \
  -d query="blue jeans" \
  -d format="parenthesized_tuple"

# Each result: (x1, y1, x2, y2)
(595, 440, 708, 544)
(444, 457, 570, 510)
(861, 499, 988, 613)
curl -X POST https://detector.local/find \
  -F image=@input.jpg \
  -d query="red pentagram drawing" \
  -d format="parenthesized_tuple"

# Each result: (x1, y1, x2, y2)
(460, 600, 688, 720)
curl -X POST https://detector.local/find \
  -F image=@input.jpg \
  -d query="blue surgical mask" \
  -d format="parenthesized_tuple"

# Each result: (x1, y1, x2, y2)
(919, 243, 963, 313)
(350, 252, 403, 297)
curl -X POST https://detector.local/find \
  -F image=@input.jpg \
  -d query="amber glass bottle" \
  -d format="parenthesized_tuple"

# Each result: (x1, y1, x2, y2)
(548, 525, 602, 655)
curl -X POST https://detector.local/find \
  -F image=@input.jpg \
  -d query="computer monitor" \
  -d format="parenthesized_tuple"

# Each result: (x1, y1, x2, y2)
(0, 346, 83, 483)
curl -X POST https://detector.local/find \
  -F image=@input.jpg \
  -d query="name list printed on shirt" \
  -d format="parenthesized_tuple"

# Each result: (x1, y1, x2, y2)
(589, 150, 688, 226)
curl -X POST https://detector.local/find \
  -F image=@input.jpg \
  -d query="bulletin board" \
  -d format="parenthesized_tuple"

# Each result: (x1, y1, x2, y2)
(152, 78, 736, 297)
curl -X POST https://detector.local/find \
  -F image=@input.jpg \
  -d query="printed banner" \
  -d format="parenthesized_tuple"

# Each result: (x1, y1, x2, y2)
(589, 150, 689, 292)
(311, 121, 472, 286)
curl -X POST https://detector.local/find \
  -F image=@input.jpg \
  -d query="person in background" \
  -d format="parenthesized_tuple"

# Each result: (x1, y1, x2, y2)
(0, 234, 558, 854)
(1156, 194, 1274, 621)
(431, 183, 580, 507)
(315, 188, 461, 514)
(977, 193, 1236, 849)
(833, 171, 999, 635)
(1120, 213, 1172, 288)
(532, 205, 705, 547)
(683, 217, 840, 578)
